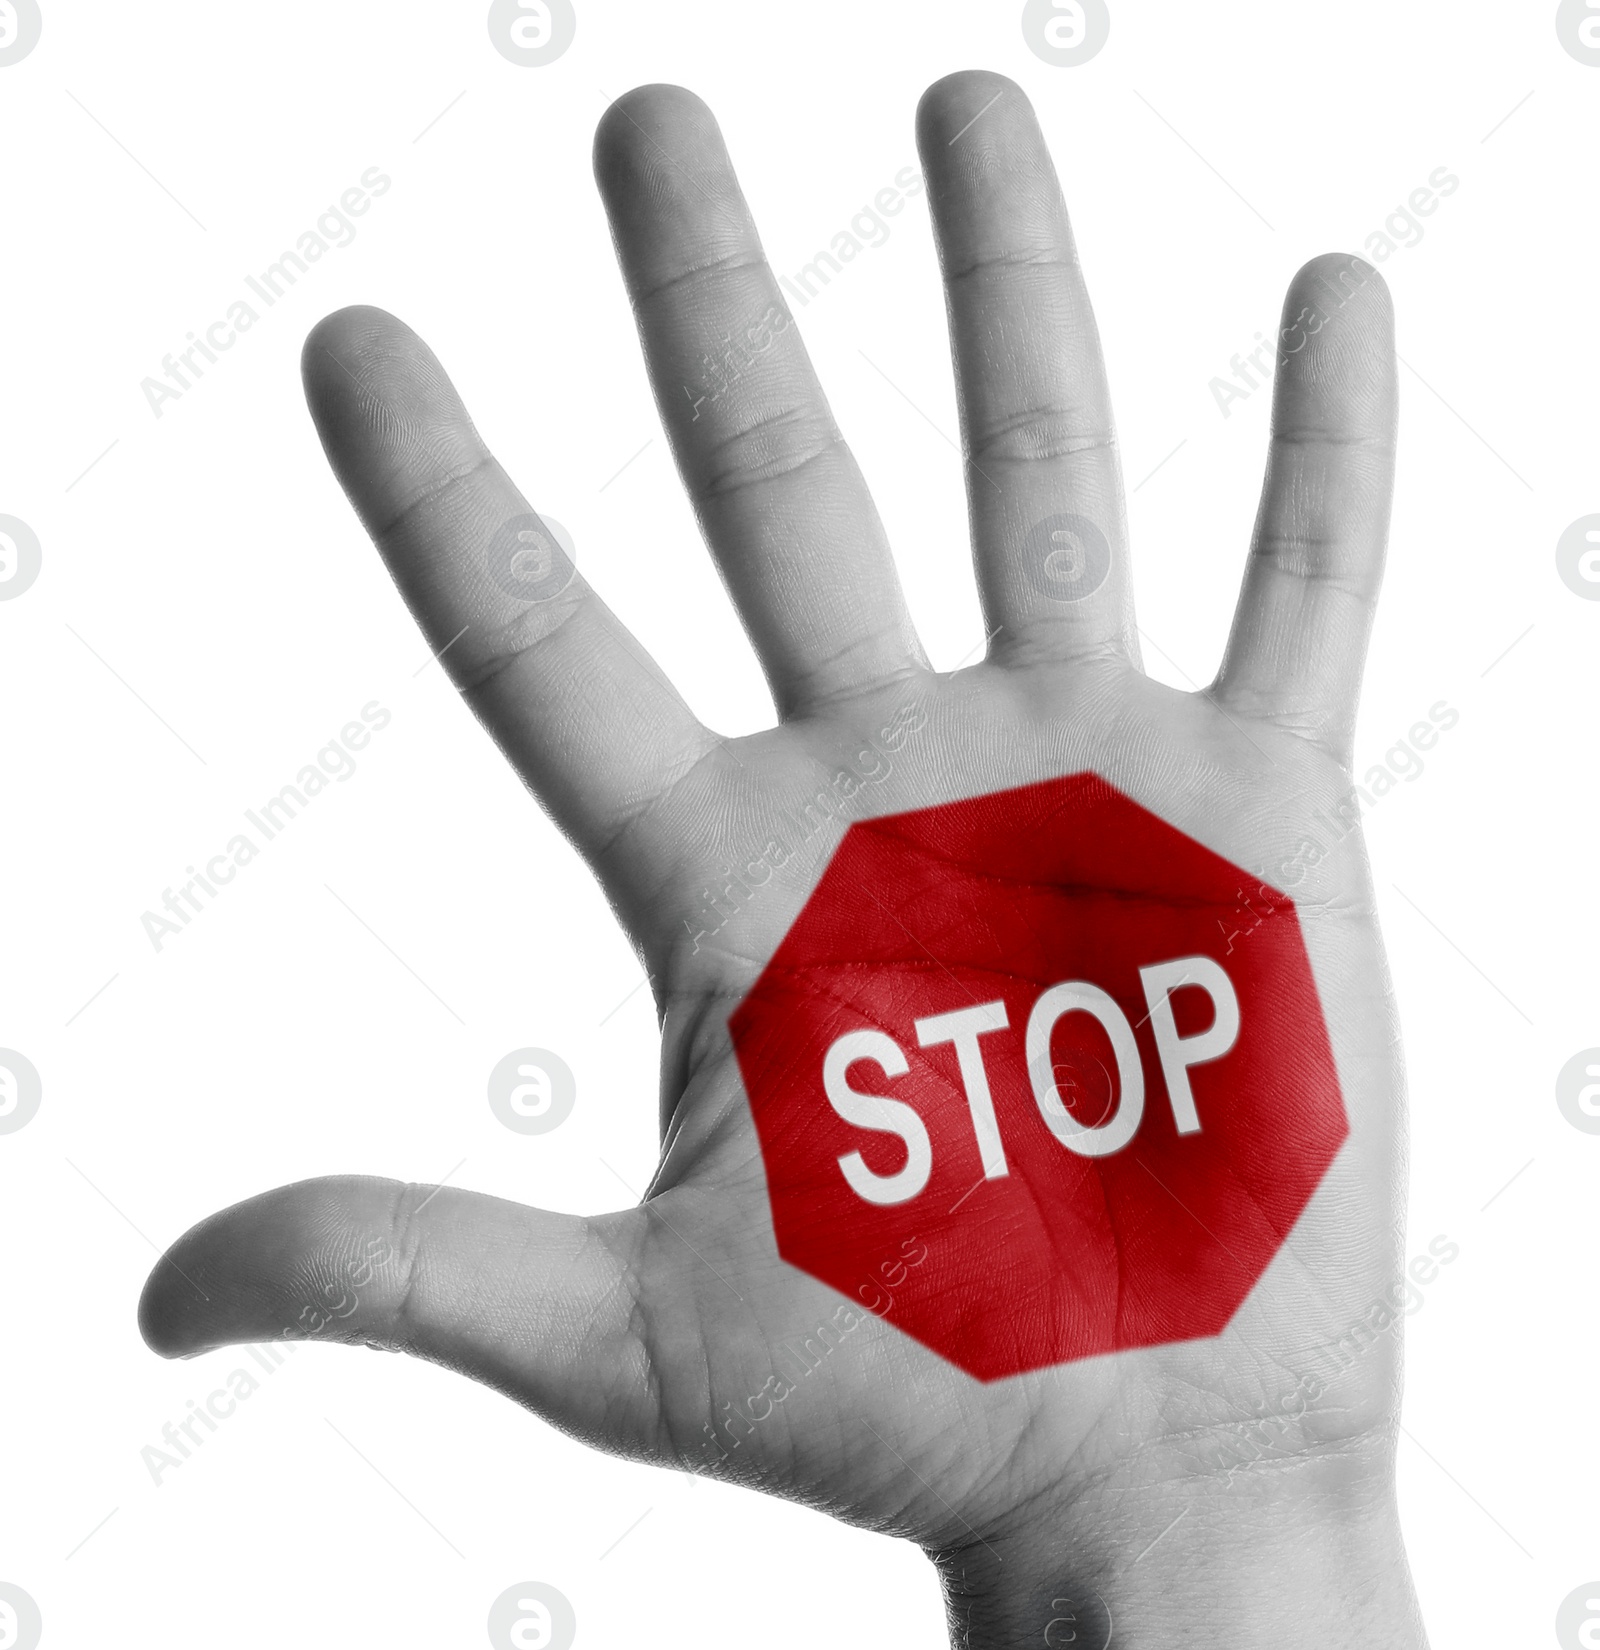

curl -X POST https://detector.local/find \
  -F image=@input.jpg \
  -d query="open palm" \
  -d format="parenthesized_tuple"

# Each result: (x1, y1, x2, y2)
(144, 73, 1421, 1644)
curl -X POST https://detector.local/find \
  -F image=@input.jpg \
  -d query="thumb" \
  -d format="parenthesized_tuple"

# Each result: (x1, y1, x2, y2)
(138, 1175, 661, 1452)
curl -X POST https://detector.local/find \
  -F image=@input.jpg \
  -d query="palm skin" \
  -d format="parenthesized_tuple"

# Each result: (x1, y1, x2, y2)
(142, 73, 1424, 1646)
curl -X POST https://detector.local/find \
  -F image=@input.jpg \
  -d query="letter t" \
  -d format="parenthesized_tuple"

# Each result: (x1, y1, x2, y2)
(914, 1000, 1011, 1179)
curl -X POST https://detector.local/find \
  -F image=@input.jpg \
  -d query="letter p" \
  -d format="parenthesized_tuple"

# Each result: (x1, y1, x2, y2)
(1139, 956, 1241, 1134)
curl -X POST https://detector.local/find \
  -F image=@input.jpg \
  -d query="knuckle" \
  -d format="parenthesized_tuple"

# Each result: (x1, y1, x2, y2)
(694, 405, 842, 501)
(968, 405, 1115, 468)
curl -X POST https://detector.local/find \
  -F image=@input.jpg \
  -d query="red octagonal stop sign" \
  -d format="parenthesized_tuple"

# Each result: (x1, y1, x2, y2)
(730, 772, 1347, 1382)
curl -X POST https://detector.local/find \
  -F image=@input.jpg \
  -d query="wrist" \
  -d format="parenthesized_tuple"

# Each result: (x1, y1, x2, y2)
(928, 1440, 1427, 1649)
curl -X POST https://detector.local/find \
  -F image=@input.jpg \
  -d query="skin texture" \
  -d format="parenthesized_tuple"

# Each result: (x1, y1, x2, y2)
(140, 73, 1428, 1647)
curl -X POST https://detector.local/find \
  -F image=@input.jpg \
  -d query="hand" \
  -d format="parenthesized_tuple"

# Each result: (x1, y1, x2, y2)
(142, 72, 1423, 1647)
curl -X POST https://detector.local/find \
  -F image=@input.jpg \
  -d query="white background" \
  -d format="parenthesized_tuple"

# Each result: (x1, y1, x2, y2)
(1, 1, 1596, 1644)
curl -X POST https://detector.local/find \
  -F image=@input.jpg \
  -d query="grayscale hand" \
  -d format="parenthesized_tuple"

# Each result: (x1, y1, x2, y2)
(142, 73, 1425, 1647)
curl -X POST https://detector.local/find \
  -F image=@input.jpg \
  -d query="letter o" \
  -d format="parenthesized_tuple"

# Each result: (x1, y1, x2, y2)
(1026, 981, 1144, 1157)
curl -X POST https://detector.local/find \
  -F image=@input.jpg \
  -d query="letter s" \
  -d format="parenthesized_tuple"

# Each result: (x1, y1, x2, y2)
(823, 1030, 930, 1205)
